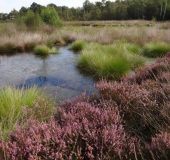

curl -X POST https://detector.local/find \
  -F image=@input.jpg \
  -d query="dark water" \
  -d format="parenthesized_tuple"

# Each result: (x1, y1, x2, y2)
(0, 47, 97, 101)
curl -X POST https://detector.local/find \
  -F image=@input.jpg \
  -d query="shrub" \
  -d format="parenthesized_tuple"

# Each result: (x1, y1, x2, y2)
(96, 80, 159, 139)
(41, 7, 62, 27)
(24, 10, 43, 29)
(127, 57, 170, 85)
(70, 40, 86, 52)
(151, 132, 170, 159)
(0, 95, 129, 159)
(14, 15, 25, 28)
(2, 55, 170, 159)
(142, 42, 170, 58)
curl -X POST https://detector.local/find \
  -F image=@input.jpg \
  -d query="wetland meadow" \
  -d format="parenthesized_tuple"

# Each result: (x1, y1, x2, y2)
(1, 20, 170, 159)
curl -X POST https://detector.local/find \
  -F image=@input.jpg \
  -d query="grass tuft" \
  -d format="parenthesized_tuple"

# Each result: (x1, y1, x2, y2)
(0, 85, 54, 139)
(34, 45, 50, 55)
(49, 47, 58, 54)
(78, 42, 146, 80)
(70, 40, 86, 52)
(142, 42, 170, 58)
(34, 45, 57, 55)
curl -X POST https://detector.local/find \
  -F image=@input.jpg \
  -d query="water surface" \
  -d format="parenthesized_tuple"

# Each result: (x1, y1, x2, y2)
(0, 47, 97, 101)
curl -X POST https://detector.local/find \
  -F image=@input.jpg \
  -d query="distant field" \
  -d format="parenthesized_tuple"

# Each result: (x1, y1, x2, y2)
(64, 20, 156, 27)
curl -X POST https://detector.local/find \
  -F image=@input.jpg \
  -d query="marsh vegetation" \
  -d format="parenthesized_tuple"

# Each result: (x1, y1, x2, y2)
(0, 19, 170, 159)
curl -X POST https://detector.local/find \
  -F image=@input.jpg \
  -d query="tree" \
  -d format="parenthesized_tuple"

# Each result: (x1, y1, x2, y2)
(30, 2, 45, 14)
(19, 7, 28, 16)
(41, 7, 62, 27)
(24, 10, 42, 29)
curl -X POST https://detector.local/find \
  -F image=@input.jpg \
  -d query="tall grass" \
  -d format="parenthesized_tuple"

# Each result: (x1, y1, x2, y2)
(0, 21, 170, 54)
(60, 23, 170, 45)
(78, 42, 146, 80)
(0, 85, 54, 139)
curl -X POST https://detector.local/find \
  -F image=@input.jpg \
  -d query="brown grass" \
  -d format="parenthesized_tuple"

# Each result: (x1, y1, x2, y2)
(60, 25, 170, 45)
(0, 21, 170, 54)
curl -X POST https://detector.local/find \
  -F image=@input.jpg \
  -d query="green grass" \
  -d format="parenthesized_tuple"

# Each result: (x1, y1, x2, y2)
(34, 45, 58, 55)
(34, 45, 50, 55)
(70, 40, 86, 52)
(0, 85, 54, 139)
(49, 47, 58, 54)
(142, 42, 170, 58)
(78, 42, 146, 80)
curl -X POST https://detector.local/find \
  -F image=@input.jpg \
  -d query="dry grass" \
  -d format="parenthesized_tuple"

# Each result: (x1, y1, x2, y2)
(60, 25, 170, 45)
(64, 20, 155, 27)
(0, 21, 170, 54)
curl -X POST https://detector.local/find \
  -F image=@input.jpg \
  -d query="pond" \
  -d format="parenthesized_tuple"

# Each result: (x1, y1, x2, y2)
(0, 46, 97, 101)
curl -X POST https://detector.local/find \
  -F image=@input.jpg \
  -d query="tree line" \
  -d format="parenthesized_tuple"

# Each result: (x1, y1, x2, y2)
(0, 0, 170, 22)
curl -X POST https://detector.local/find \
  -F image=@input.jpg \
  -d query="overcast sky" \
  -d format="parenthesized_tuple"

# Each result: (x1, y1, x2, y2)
(0, 0, 104, 13)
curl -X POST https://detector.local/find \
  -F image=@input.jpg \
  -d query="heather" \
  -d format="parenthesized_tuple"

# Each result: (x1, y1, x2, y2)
(0, 99, 129, 159)
(1, 20, 170, 159)
(1, 54, 170, 159)
(78, 42, 146, 80)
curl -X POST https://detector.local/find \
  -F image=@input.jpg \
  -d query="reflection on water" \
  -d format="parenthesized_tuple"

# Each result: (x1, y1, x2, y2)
(0, 46, 97, 101)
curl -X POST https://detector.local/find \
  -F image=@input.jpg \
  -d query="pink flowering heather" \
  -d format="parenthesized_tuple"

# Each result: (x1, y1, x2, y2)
(96, 80, 159, 139)
(151, 132, 170, 159)
(2, 54, 170, 159)
(0, 94, 130, 159)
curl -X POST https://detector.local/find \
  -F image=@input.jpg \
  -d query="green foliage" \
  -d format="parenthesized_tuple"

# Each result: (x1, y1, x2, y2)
(49, 47, 58, 54)
(34, 45, 49, 55)
(14, 15, 25, 26)
(70, 40, 86, 52)
(78, 42, 145, 80)
(142, 42, 170, 58)
(34, 45, 57, 55)
(1, 0, 170, 22)
(0, 85, 54, 138)
(124, 43, 142, 54)
(24, 10, 42, 29)
(41, 7, 62, 27)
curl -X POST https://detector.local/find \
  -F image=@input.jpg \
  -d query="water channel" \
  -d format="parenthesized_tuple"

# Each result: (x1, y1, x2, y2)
(0, 46, 97, 101)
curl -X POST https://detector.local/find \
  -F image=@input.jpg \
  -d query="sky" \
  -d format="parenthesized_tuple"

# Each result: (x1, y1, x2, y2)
(0, 0, 103, 13)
